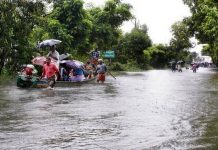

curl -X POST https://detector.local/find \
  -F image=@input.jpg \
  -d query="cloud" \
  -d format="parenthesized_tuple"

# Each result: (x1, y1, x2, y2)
(84, 0, 191, 44)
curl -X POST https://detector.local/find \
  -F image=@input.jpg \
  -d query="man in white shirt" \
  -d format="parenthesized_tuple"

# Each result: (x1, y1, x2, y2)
(47, 45, 60, 68)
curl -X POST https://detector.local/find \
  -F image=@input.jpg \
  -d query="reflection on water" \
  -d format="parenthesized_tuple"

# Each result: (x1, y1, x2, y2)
(1, 68, 218, 149)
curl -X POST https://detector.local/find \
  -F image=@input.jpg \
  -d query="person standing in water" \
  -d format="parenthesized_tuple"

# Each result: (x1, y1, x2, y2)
(47, 45, 60, 68)
(96, 59, 107, 83)
(40, 57, 59, 89)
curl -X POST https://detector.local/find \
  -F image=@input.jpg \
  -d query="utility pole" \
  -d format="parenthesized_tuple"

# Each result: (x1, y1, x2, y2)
(131, 17, 140, 29)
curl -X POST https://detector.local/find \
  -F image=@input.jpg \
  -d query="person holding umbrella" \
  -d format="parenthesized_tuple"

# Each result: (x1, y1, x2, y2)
(47, 45, 60, 66)
(40, 57, 59, 89)
(38, 39, 61, 63)
(177, 60, 183, 72)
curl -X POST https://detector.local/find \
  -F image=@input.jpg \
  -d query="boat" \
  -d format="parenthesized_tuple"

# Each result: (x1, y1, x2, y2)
(55, 76, 96, 87)
(16, 75, 96, 88)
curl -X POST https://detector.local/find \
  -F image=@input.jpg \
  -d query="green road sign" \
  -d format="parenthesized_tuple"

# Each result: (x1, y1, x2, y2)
(103, 50, 115, 58)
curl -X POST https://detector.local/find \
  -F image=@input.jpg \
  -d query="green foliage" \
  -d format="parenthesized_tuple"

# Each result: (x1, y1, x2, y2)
(118, 26, 152, 66)
(123, 60, 142, 71)
(0, 1, 46, 74)
(145, 44, 168, 68)
(170, 21, 192, 53)
(1, 0, 199, 76)
(51, 0, 92, 53)
(185, 52, 196, 64)
(183, 0, 218, 64)
(201, 44, 210, 56)
(143, 50, 151, 64)
(110, 62, 125, 71)
(88, 0, 132, 50)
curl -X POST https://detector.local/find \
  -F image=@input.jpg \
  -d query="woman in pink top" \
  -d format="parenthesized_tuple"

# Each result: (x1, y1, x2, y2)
(41, 57, 59, 88)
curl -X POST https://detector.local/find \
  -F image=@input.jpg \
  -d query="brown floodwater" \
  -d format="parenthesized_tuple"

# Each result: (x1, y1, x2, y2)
(1, 68, 218, 149)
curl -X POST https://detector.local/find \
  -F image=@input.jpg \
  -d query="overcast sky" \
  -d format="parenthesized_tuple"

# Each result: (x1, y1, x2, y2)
(84, 0, 191, 45)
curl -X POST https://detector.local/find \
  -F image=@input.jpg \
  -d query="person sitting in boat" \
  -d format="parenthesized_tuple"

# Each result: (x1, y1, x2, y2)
(21, 64, 38, 77)
(59, 66, 68, 81)
(59, 62, 69, 81)
(96, 59, 107, 83)
(40, 57, 59, 89)
(84, 61, 96, 79)
(68, 68, 85, 82)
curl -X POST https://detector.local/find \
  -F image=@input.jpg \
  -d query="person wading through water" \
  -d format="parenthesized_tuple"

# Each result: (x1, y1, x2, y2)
(40, 57, 59, 89)
(47, 45, 60, 68)
(96, 59, 107, 83)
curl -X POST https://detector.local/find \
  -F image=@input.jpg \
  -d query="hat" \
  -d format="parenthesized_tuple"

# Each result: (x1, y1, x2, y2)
(27, 64, 34, 69)
(98, 59, 103, 62)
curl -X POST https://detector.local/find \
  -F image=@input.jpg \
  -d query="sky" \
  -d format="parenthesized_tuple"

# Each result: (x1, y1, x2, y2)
(84, 0, 191, 45)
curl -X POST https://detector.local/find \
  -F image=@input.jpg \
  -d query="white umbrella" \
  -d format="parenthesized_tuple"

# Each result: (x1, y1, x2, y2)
(59, 53, 71, 61)
(177, 60, 184, 64)
(38, 39, 62, 48)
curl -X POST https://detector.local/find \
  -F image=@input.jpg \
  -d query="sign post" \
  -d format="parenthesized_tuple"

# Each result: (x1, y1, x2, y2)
(103, 50, 115, 66)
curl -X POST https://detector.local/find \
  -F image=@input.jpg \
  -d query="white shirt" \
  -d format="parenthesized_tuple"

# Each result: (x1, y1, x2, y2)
(47, 50, 60, 61)
(47, 50, 60, 68)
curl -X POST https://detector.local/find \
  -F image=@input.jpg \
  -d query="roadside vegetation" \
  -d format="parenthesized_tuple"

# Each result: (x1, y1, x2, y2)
(0, 0, 216, 77)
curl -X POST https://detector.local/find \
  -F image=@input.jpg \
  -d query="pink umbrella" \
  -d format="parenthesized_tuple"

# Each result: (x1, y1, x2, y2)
(32, 56, 57, 66)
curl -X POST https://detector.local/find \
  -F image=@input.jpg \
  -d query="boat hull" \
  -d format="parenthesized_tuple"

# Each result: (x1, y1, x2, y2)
(16, 75, 96, 88)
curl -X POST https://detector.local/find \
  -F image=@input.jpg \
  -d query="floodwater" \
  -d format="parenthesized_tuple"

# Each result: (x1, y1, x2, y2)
(1, 68, 218, 150)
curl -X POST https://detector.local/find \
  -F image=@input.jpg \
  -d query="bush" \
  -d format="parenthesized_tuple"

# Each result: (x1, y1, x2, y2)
(110, 62, 125, 71)
(123, 60, 142, 71)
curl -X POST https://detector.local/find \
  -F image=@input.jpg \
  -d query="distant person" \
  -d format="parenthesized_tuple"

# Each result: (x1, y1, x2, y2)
(96, 59, 107, 83)
(192, 63, 197, 73)
(47, 45, 60, 67)
(171, 62, 176, 72)
(40, 57, 59, 89)
(90, 48, 100, 65)
(177, 63, 182, 72)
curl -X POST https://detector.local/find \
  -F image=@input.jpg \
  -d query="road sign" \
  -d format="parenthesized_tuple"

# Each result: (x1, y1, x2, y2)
(103, 50, 115, 58)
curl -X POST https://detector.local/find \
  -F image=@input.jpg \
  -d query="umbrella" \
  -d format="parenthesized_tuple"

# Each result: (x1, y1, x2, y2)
(59, 53, 71, 61)
(38, 39, 62, 48)
(32, 56, 57, 66)
(60, 60, 84, 69)
(169, 60, 176, 64)
(177, 60, 184, 63)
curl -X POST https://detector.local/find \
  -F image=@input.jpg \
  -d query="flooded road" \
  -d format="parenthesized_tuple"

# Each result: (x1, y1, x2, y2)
(1, 68, 218, 149)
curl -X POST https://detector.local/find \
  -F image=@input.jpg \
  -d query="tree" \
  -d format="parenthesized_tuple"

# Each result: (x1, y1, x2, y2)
(0, 1, 46, 74)
(88, 0, 132, 50)
(144, 44, 170, 68)
(169, 21, 192, 60)
(183, 0, 218, 64)
(50, 0, 92, 54)
(118, 25, 152, 66)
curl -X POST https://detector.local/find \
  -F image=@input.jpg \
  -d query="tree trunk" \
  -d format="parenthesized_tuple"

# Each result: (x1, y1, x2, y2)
(0, 49, 7, 75)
